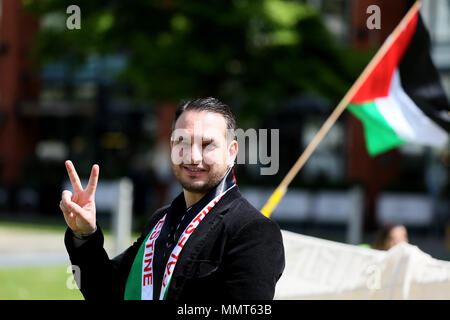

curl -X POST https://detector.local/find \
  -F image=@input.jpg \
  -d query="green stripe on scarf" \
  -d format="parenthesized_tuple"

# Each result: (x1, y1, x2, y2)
(124, 232, 152, 300)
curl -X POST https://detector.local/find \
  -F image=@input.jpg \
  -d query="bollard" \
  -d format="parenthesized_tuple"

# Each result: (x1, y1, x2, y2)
(347, 186, 364, 245)
(112, 178, 133, 256)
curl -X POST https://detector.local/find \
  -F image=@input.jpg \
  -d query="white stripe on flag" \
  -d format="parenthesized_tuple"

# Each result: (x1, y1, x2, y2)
(375, 69, 448, 147)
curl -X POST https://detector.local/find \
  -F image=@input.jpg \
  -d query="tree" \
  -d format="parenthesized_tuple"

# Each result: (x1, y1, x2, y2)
(25, 0, 369, 121)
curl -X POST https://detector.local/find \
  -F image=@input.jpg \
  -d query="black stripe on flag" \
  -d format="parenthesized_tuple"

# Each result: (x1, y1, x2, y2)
(398, 13, 450, 132)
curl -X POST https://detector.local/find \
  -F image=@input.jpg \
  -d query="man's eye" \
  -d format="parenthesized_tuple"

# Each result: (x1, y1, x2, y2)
(174, 140, 189, 147)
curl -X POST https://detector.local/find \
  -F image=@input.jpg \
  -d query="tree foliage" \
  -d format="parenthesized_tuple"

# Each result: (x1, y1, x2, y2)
(24, 0, 370, 117)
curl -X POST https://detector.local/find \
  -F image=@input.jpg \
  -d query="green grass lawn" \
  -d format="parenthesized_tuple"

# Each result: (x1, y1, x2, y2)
(0, 219, 141, 300)
(0, 265, 84, 300)
(0, 220, 83, 299)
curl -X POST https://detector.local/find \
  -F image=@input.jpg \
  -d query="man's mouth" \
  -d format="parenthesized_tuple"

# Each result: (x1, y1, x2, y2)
(183, 166, 207, 175)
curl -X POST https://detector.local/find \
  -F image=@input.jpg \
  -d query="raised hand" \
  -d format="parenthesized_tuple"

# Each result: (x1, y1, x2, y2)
(60, 160, 99, 235)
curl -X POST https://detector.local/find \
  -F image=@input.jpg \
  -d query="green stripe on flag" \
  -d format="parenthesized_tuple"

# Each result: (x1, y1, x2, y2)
(347, 102, 405, 156)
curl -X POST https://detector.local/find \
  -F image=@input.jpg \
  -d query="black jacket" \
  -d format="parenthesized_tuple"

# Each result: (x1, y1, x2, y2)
(65, 186, 285, 300)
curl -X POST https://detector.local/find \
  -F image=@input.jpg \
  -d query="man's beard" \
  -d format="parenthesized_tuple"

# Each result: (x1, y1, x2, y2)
(173, 165, 226, 194)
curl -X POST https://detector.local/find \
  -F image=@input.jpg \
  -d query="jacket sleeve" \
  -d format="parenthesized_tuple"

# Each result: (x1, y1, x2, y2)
(223, 218, 285, 299)
(64, 224, 147, 300)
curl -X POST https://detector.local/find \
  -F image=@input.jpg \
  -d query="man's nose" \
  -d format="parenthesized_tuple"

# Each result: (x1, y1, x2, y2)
(190, 143, 203, 164)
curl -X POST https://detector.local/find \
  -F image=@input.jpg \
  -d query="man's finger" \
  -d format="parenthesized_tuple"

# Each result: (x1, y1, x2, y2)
(85, 164, 99, 196)
(62, 190, 73, 207)
(59, 200, 70, 215)
(65, 160, 83, 192)
(66, 201, 89, 221)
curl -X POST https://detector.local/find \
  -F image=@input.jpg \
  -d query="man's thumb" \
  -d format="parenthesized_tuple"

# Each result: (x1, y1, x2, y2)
(67, 201, 86, 219)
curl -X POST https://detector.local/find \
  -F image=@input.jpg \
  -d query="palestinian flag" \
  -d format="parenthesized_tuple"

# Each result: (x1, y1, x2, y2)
(347, 8, 450, 156)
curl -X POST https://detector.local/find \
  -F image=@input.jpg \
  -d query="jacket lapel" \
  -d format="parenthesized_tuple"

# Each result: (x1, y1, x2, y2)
(167, 186, 242, 298)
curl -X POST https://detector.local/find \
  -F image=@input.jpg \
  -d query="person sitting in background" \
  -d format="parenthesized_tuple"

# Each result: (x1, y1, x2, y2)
(371, 224, 409, 251)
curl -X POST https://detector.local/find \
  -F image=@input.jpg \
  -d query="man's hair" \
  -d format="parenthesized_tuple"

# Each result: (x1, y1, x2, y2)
(172, 97, 237, 133)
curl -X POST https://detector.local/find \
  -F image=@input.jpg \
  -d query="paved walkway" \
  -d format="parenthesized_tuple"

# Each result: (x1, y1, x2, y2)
(0, 226, 114, 268)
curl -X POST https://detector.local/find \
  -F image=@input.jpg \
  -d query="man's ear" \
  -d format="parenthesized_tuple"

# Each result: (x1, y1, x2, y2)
(228, 140, 238, 166)
(169, 130, 175, 149)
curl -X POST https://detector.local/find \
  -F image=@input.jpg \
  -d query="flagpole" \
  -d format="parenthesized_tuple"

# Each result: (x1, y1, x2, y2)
(261, 0, 422, 217)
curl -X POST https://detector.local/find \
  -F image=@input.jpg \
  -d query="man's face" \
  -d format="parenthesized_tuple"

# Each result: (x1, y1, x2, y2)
(170, 110, 238, 194)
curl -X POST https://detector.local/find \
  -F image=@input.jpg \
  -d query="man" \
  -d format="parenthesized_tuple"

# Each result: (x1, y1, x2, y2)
(60, 97, 285, 300)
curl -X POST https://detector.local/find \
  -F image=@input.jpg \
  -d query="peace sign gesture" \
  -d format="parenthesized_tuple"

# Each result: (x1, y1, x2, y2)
(60, 160, 99, 235)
